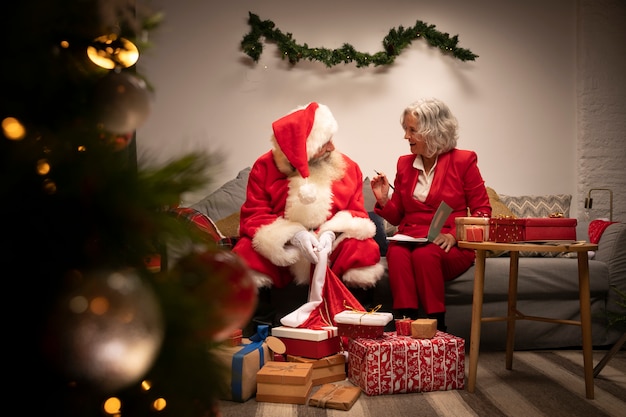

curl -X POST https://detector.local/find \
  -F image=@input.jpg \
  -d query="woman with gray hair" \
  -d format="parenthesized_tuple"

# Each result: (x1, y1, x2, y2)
(371, 98, 491, 331)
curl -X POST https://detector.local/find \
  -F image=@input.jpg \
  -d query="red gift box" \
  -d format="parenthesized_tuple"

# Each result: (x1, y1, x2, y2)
(455, 217, 489, 242)
(395, 318, 412, 336)
(465, 226, 484, 242)
(348, 332, 465, 396)
(337, 323, 385, 339)
(524, 218, 577, 241)
(279, 336, 342, 359)
(489, 217, 525, 242)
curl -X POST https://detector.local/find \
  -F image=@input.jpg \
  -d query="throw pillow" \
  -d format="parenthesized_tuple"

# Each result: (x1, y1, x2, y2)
(215, 211, 240, 238)
(498, 193, 572, 218)
(486, 187, 517, 218)
(362, 177, 377, 211)
(190, 167, 250, 221)
(497, 192, 572, 258)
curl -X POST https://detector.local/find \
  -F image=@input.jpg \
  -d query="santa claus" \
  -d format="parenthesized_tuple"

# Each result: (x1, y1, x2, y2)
(232, 102, 384, 291)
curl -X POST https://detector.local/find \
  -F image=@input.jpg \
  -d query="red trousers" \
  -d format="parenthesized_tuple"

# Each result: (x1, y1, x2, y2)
(386, 242, 475, 314)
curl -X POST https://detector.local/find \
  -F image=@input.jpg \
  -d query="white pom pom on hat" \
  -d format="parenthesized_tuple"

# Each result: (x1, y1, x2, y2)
(272, 102, 338, 204)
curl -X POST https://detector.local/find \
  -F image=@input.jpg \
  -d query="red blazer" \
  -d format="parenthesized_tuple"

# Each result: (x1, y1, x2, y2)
(375, 149, 491, 239)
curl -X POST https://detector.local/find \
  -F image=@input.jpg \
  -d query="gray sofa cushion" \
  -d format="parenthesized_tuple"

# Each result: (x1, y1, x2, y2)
(191, 167, 250, 221)
(445, 257, 609, 305)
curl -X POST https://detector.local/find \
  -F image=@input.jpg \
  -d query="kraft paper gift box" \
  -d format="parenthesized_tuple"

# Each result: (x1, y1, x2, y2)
(272, 326, 341, 359)
(308, 383, 362, 411)
(489, 217, 526, 242)
(348, 332, 465, 396)
(215, 332, 271, 402)
(334, 309, 394, 339)
(524, 217, 577, 241)
(287, 353, 346, 385)
(256, 361, 313, 405)
(411, 319, 437, 339)
(455, 217, 490, 242)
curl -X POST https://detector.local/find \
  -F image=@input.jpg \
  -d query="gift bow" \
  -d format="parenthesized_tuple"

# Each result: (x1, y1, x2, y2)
(343, 300, 382, 314)
(341, 301, 384, 325)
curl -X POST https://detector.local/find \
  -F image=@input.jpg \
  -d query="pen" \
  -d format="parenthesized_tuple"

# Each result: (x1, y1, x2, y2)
(374, 170, 394, 190)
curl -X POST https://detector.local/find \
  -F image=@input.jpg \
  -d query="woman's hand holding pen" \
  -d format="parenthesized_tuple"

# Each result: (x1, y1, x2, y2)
(371, 170, 391, 206)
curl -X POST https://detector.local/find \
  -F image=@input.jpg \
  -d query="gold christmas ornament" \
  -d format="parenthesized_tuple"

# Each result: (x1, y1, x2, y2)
(87, 34, 139, 69)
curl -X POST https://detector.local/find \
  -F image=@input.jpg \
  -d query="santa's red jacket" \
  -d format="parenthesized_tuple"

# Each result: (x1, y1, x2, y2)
(232, 149, 383, 289)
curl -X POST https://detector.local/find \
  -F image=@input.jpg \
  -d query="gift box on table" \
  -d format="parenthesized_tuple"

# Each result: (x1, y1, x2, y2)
(395, 318, 413, 336)
(214, 331, 271, 402)
(348, 332, 465, 396)
(256, 361, 313, 405)
(287, 353, 346, 386)
(272, 326, 341, 359)
(489, 217, 525, 242)
(334, 309, 394, 339)
(455, 217, 490, 242)
(524, 217, 577, 241)
(308, 383, 361, 410)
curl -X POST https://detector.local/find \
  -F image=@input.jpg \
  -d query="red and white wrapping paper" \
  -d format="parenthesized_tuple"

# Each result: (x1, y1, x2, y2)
(335, 309, 393, 339)
(348, 332, 465, 396)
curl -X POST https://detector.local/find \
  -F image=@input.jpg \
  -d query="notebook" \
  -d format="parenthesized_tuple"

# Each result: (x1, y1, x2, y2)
(386, 201, 452, 243)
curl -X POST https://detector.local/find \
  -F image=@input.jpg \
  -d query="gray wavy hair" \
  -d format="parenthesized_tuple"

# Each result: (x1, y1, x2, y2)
(400, 98, 459, 157)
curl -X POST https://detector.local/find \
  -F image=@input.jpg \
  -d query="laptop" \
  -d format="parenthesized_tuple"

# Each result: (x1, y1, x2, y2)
(386, 201, 453, 243)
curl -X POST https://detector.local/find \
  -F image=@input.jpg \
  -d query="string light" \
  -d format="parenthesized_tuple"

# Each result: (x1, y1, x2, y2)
(87, 34, 139, 69)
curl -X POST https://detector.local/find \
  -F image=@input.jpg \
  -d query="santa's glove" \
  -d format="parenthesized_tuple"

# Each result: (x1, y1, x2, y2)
(290, 230, 320, 264)
(317, 231, 336, 254)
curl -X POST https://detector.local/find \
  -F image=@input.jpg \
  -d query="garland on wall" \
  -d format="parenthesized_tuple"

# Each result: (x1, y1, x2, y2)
(240, 12, 478, 68)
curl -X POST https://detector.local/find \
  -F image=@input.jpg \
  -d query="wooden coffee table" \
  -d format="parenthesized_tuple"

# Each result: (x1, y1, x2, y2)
(457, 240, 599, 399)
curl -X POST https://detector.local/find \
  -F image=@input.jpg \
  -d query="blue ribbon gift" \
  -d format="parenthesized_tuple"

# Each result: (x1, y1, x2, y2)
(231, 324, 269, 402)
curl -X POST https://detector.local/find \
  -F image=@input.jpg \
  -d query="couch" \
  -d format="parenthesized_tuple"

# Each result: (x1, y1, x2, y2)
(188, 167, 626, 350)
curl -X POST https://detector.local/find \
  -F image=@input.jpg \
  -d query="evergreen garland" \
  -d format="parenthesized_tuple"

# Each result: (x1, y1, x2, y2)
(240, 12, 478, 68)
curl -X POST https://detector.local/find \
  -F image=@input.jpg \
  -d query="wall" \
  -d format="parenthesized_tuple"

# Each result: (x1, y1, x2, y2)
(577, 0, 626, 223)
(137, 0, 625, 221)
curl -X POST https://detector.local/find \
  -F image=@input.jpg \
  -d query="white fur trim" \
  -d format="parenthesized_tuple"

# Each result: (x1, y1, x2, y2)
(306, 104, 338, 159)
(298, 181, 317, 204)
(318, 210, 376, 241)
(253, 218, 306, 266)
(341, 263, 385, 289)
(250, 271, 273, 288)
(286, 173, 333, 229)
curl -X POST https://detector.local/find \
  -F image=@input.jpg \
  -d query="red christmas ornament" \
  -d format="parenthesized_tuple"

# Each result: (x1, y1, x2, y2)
(173, 249, 257, 342)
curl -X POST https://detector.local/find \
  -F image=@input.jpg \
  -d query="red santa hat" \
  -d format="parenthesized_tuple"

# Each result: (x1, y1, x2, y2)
(272, 102, 338, 203)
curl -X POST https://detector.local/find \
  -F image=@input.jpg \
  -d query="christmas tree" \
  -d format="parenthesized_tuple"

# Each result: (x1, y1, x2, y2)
(1, 1, 256, 416)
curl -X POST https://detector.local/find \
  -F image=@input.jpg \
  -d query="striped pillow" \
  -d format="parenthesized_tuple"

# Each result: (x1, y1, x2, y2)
(498, 194, 572, 218)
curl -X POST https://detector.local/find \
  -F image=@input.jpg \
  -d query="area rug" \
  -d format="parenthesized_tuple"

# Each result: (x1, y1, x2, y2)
(218, 349, 626, 417)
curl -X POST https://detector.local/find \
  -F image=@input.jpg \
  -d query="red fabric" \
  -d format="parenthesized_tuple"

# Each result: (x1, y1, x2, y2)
(375, 149, 492, 240)
(296, 267, 365, 330)
(278, 336, 342, 359)
(232, 151, 380, 288)
(588, 219, 617, 244)
(271, 102, 318, 179)
(170, 207, 223, 242)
